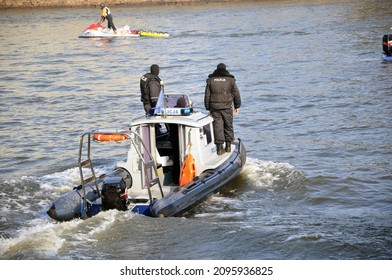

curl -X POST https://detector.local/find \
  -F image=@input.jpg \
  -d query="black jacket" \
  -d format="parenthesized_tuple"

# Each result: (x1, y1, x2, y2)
(140, 73, 162, 107)
(205, 69, 241, 110)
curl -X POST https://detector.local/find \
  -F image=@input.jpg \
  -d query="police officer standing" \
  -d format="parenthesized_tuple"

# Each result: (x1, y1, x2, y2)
(140, 64, 162, 114)
(205, 63, 241, 155)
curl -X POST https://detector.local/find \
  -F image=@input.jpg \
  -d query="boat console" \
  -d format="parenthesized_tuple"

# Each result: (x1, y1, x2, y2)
(149, 93, 193, 116)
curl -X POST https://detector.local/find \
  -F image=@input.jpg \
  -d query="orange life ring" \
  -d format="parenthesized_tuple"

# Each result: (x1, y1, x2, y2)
(179, 154, 196, 187)
(93, 133, 129, 142)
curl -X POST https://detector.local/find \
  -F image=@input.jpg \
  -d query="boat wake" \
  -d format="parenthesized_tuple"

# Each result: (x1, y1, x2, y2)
(242, 157, 305, 191)
(0, 157, 304, 259)
(185, 157, 306, 220)
(0, 209, 139, 259)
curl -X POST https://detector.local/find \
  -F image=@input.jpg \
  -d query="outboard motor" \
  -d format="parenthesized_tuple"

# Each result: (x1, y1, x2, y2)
(383, 34, 392, 56)
(101, 177, 129, 211)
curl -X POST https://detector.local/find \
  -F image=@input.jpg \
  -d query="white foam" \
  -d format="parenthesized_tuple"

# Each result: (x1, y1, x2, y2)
(242, 157, 304, 190)
(0, 219, 82, 258)
(24, 163, 115, 195)
(285, 233, 323, 242)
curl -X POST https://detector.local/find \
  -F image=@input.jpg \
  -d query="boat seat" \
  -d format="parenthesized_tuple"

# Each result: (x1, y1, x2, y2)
(156, 140, 173, 150)
(155, 148, 173, 167)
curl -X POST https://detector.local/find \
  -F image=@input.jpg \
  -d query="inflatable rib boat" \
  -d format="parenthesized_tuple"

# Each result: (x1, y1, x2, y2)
(47, 93, 246, 221)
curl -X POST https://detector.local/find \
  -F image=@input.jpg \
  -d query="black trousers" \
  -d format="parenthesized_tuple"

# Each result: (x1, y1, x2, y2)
(106, 15, 116, 31)
(211, 108, 234, 145)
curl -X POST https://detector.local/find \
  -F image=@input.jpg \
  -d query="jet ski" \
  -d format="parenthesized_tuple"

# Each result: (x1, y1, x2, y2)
(79, 23, 169, 38)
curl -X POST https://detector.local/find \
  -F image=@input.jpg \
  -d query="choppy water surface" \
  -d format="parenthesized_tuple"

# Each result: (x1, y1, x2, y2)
(0, 0, 391, 260)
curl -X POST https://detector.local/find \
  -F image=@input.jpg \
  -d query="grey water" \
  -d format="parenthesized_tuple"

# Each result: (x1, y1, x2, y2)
(0, 0, 391, 260)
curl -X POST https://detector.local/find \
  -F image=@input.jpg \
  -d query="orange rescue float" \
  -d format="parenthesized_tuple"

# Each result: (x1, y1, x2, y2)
(179, 154, 196, 187)
(93, 133, 129, 142)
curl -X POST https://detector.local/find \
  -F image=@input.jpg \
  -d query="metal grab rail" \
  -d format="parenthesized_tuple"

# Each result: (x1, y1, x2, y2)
(78, 132, 99, 219)
(77, 130, 164, 218)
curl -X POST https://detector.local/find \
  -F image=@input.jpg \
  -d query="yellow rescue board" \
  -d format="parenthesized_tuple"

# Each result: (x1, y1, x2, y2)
(139, 31, 170, 38)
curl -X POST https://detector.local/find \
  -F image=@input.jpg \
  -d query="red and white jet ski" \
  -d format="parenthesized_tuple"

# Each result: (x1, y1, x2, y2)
(79, 23, 139, 38)
(79, 23, 170, 38)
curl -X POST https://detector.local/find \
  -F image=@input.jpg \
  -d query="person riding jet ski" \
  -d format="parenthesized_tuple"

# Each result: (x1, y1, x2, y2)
(99, 3, 117, 34)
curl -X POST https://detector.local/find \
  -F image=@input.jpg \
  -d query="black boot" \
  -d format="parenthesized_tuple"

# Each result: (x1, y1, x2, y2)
(225, 142, 231, 153)
(217, 144, 224, 155)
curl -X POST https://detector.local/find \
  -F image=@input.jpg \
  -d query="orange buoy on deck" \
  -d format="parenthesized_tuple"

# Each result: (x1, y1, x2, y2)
(93, 133, 129, 142)
(179, 154, 196, 187)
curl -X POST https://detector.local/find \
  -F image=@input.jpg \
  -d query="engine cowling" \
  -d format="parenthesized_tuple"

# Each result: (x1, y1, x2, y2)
(101, 177, 129, 211)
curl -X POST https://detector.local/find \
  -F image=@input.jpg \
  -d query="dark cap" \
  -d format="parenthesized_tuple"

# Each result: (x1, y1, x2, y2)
(217, 63, 226, 70)
(150, 64, 160, 76)
(100, 3, 105, 9)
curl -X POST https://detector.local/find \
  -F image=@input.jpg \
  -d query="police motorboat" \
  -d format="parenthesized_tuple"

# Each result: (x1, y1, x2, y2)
(47, 93, 246, 221)
(79, 23, 169, 38)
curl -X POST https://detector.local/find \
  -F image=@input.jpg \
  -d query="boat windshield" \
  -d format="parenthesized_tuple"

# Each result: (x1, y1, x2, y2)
(164, 94, 190, 108)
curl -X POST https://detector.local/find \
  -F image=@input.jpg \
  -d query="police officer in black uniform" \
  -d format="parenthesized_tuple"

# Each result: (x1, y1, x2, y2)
(140, 64, 162, 114)
(205, 63, 241, 155)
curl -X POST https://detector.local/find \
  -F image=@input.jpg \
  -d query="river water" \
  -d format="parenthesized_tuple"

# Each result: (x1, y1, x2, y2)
(0, 0, 391, 261)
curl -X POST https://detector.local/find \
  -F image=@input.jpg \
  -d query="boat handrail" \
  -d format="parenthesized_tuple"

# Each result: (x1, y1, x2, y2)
(77, 129, 164, 217)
